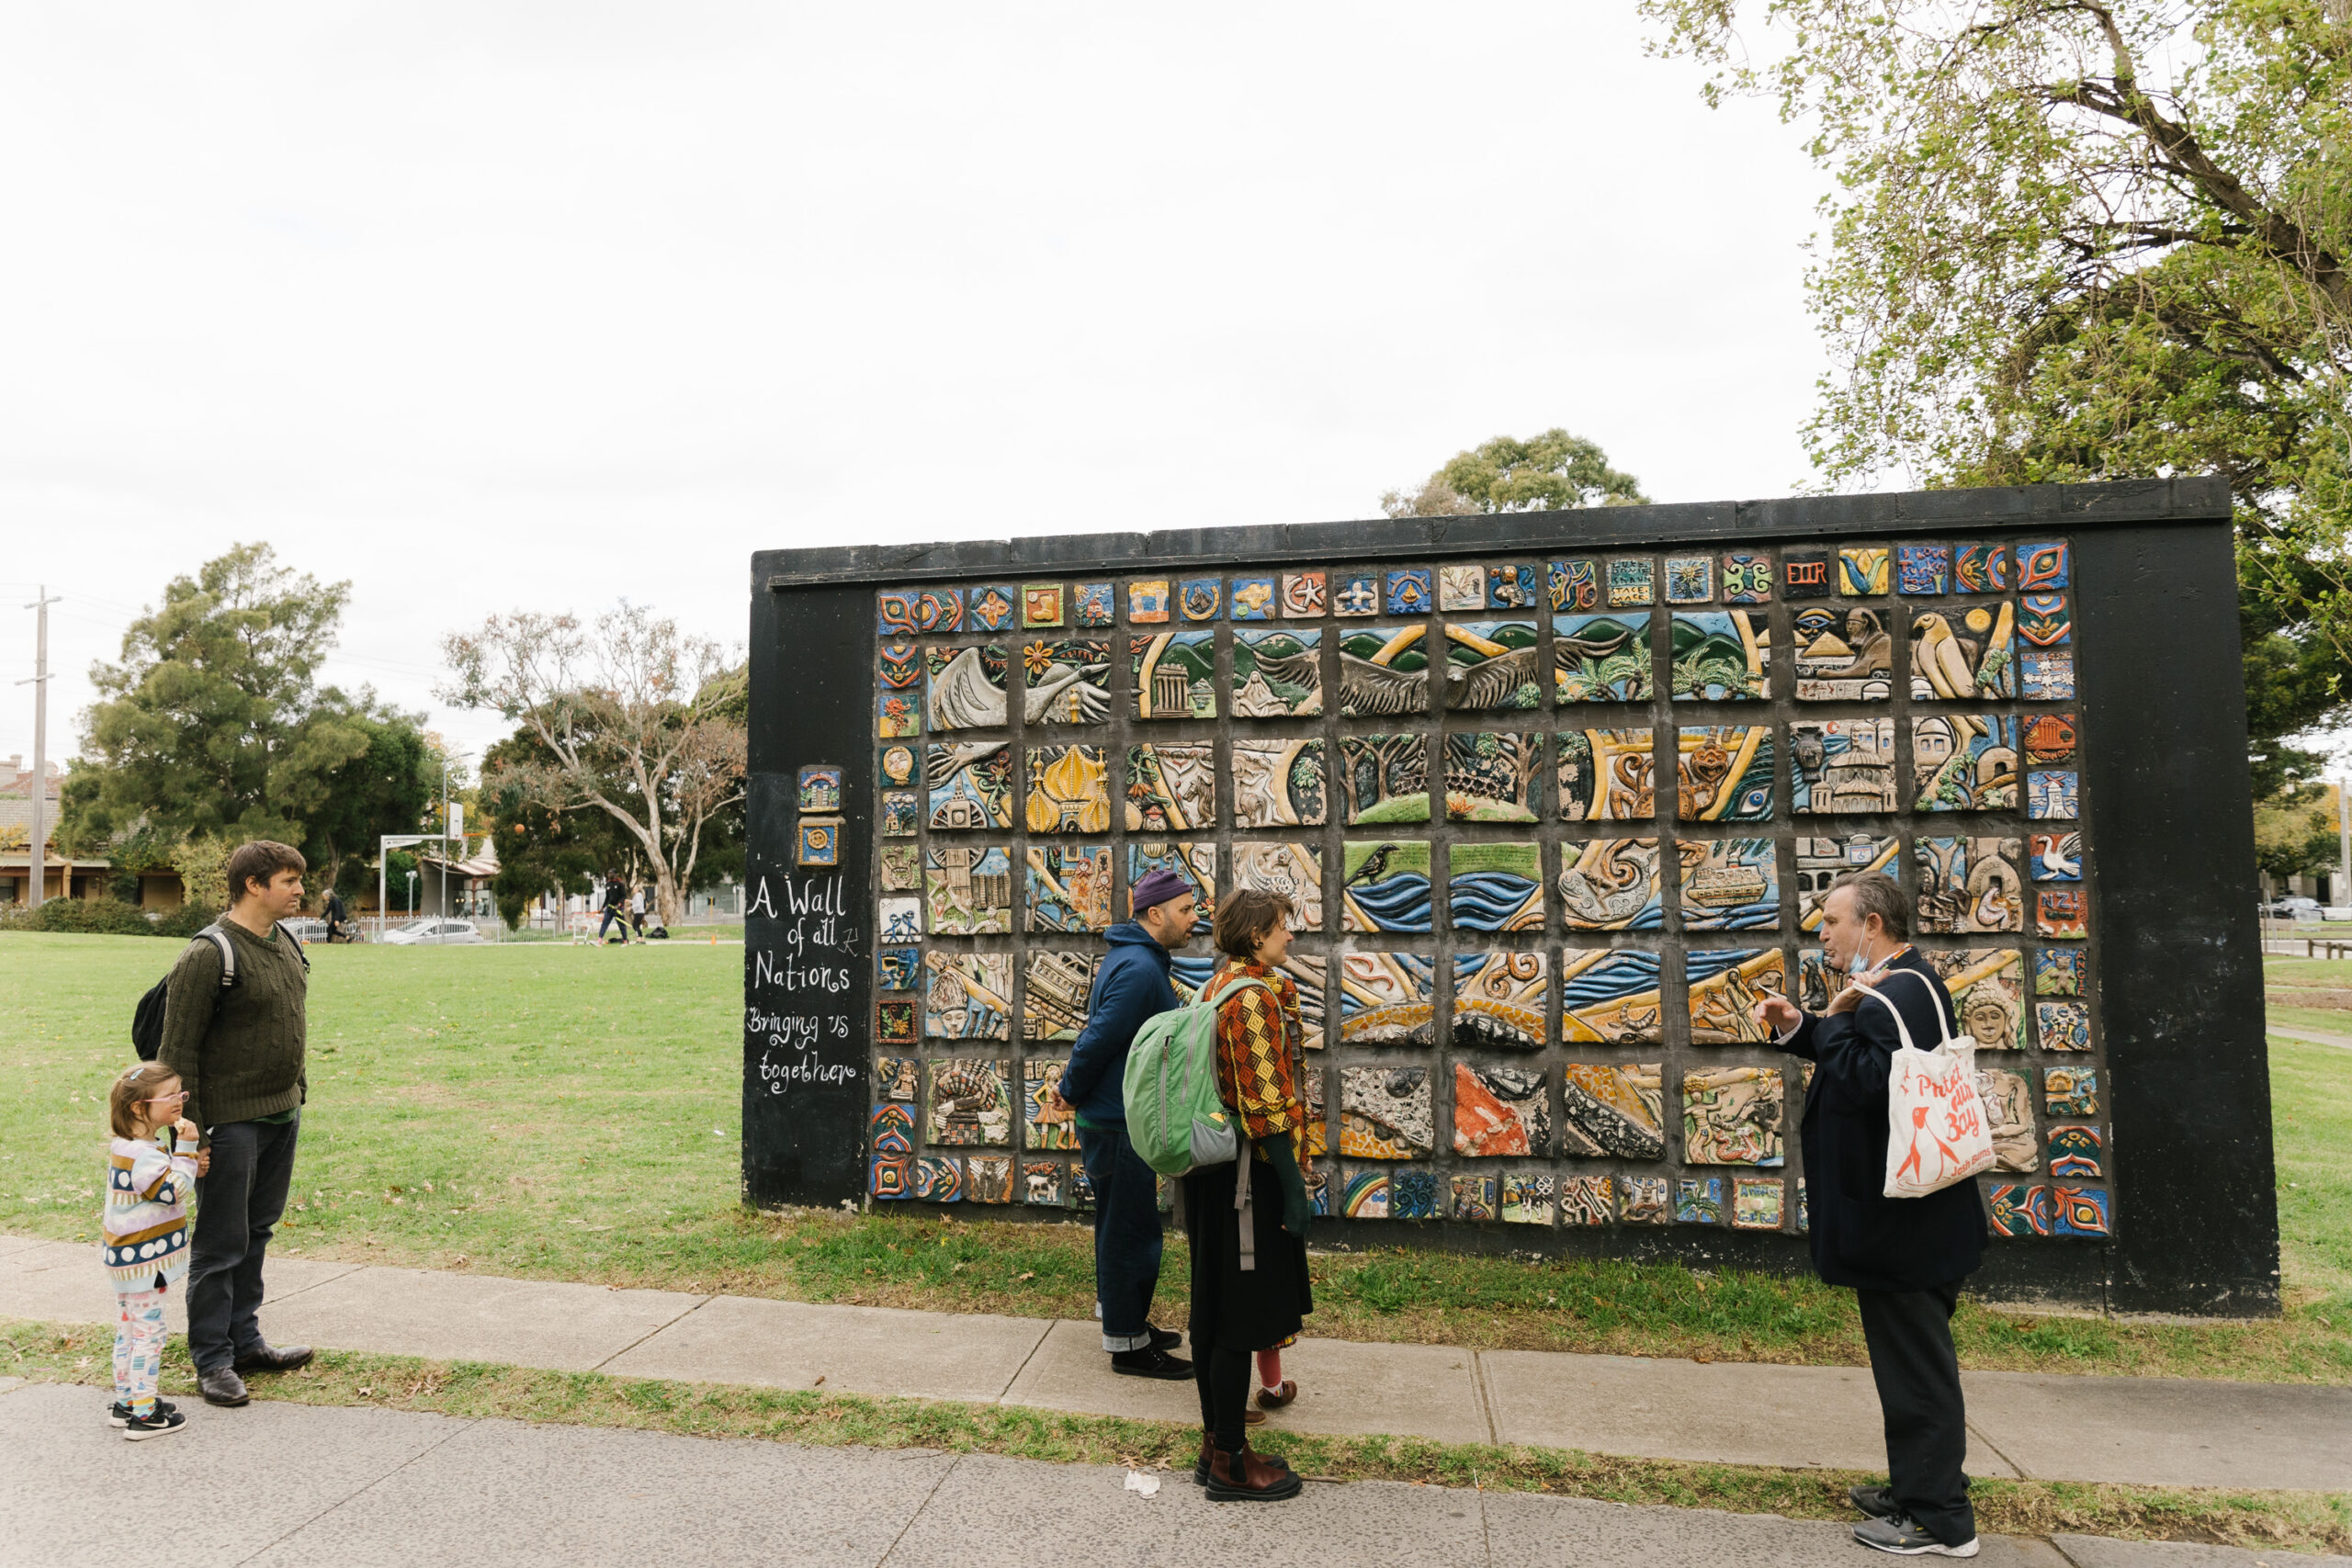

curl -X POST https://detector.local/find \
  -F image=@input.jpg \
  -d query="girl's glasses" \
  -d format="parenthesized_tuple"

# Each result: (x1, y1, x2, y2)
(141, 1091, 187, 1105)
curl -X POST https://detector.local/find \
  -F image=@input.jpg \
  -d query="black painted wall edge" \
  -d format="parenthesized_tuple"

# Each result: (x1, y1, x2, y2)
(752, 479, 2233, 589)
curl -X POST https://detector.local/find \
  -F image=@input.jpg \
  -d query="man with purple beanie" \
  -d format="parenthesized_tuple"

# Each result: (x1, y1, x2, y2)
(1054, 867, 1199, 1378)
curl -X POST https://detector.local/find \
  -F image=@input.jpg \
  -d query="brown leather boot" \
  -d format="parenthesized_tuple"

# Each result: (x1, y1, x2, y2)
(1193, 1435, 1214, 1485)
(1205, 1442, 1303, 1501)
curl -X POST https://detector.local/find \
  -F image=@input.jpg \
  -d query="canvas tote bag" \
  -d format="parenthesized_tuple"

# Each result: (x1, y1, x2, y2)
(1848, 969, 1998, 1199)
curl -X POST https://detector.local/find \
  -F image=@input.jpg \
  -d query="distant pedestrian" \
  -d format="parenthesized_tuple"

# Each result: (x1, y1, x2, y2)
(1751, 873, 1985, 1559)
(158, 840, 317, 1410)
(322, 888, 350, 943)
(596, 874, 627, 943)
(1053, 867, 1196, 1380)
(100, 1061, 205, 1440)
(1186, 887, 1312, 1501)
(628, 884, 647, 942)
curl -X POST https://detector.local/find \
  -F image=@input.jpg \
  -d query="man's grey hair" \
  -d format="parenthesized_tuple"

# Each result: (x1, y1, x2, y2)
(1829, 871, 1910, 940)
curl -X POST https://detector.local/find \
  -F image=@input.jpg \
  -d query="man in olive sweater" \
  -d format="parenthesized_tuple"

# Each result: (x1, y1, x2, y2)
(159, 840, 317, 1407)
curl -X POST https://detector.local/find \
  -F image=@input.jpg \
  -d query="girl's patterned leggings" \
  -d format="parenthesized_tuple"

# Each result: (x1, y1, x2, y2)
(113, 1282, 169, 1416)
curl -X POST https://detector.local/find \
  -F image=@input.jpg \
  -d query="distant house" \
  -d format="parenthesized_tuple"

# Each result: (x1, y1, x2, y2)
(409, 838, 503, 919)
(0, 758, 113, 906)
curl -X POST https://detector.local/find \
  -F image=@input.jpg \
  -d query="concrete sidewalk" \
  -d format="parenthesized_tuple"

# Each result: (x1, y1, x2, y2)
(4, 1234, 2347, 1494)
(2, 1379, 2338, 1568)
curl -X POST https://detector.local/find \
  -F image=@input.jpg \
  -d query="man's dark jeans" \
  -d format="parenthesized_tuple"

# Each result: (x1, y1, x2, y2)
(1076, 1121, 1162, 1352)
(188, 1113, 300, 1374)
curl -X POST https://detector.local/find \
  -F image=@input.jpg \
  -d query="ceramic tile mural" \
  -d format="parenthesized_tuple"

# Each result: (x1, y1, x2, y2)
(865, 535, 2102, 1247)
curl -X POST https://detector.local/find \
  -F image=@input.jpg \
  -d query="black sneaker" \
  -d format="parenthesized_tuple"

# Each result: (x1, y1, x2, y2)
(1149, 1325, 1182, 1352)
(1110, 1346, 1194, 1380)
(1853, 1515, 1979, 1557)
(108, 1398, 177, 1428)
(1849, 1483, 1899, 1521)
(122, 1406, 188, 1442)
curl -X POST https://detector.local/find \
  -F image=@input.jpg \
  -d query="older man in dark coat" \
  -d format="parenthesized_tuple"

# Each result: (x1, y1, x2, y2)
(1753, 872, 1986, 1559)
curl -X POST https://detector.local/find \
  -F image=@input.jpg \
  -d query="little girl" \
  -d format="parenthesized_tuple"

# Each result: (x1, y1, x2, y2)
(102, 1061, 204, 1439)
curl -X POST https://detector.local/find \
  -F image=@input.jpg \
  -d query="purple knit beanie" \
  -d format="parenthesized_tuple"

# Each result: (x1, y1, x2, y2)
(1129, 868, 1193, 916)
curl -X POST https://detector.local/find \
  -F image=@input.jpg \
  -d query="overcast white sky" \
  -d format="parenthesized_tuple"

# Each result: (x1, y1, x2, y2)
(0, 3, 1832, 771)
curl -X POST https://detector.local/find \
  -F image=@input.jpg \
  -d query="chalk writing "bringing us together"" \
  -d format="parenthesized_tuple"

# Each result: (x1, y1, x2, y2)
(745, 873, 861, 1095)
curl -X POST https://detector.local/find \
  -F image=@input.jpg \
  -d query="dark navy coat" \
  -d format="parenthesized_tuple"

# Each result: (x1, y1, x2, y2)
(1057, 921, 1183, 1127)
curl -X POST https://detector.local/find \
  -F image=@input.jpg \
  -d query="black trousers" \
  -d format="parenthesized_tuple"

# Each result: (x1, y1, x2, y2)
(1856, 1284, 1974, 1545)
(188, 1114, 300, 1373)
(1193, 1345, 1253, 1453)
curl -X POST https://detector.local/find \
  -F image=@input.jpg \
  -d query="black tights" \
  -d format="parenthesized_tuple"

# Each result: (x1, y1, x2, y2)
(1194, 1344, 1253, 1453)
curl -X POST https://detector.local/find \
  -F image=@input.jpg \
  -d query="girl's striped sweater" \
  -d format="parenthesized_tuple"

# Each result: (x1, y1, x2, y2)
(101, 1129, 198, 1290)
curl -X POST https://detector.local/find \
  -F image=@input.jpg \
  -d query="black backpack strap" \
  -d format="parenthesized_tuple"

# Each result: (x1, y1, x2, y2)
(276, 920, 311, 973)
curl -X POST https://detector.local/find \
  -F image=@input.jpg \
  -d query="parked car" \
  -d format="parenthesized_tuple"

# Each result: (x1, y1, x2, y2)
(2267, 896, 2322, 919)
(381, 919, 486, 945)
(280, 917, 332, 944)
(2324, 907, 2352, 923)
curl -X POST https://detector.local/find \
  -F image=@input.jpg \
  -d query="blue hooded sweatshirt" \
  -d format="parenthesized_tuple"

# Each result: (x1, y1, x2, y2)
(1056, 921, 1182, 1127)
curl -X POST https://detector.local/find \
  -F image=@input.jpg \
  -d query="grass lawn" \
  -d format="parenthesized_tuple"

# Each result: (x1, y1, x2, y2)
(4, 932, 2348, 1386)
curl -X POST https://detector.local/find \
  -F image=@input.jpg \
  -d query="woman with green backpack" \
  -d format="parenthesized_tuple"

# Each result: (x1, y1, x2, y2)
(1183, 887, 1315, 1502)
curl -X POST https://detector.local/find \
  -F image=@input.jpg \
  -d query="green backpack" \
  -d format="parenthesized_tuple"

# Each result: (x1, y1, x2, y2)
(1122, 976, 1272, 1177)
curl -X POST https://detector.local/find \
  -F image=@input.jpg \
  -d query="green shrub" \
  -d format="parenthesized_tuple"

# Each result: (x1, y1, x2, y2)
(0, 897, 159, 936)
(151, 904, 220, 938)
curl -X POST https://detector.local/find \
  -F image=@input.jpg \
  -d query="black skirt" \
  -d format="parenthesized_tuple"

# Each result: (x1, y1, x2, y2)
(1182, 1156, 1312, 1353)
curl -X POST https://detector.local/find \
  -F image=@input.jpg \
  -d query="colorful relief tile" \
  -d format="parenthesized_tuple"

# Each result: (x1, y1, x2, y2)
(1340, 733, 1431, 824)
(1558, 728, 1657, 821)
(1687, 948, 1791, 1044)
(1337, 625, 1432, 716)
(1444, 621, 1544, 710)
(1022, 1060, 1080, 1150)
(1955, 543, 2007, 593)
(1554, 612, 1654, 702)
(1124, 742, 1216, 833)
(1280, 954, 1329, 1041)
(1069, 1166, 1099, 1211)
(1669, 610, 1769, 701)
(1452, 1173, 1498, 1221)
(2020, 649, 2075, 701)
(876, 587, 965, 637)
(967, 585, 1019, 632)
(1447, 840, 1544, 932)
(2037, 999, 2090, 1052)
(1611, 1174, 1664, 1224)
(2019, 592, 2072, 648)
(1677, 1177, 1725, 1224)
(1488, 563, 1540, 609)
(1340, 840, 1430, 933)
(2016, 540, 2071, 591)
(876, 998, 920, 1045)
(1561, 1063, 1665, 1160)
(1910, 604, 2016, 700)
(880, 638, 923, 688)
(869, 1101, 916, 1158)
(1232, 840, 1323, 930)
(1792, 605, 1896, 702)
(1340, 1066, 1434, 1158)
(2036, 887, 2088, 941)
(1453, 951, 1549, 1051)
(1788, 720, 1896, 816)
(1895, 545, 1952, 596)
(924, 844, 1012, 935)
(1796, 833, 1900, 931)
(1551, 558, 1600, 612)
(1127, 841, 1216, 933)
(1301, 1062, 1329, 1156)
(1561, 949, 1666, 1044)
(2023, 713, 2077, 764)
(1678, 838, 1780, 931)
(2027, 771, 2079, 821)
(1022, 584, 1066, 628)
(2051, 1184, 2109, 1237)
(1336, 952, 1437, 1046)
(2048, 1124, 2103, 1179)
(877, 946, 922, 992)
(1453, 1061, 1551, 1157)
(923, 952, 1012, 1041)
(967, 1155, 1014, 1204)
(1127, 581, 1171, 624)
(1838, 547, 1890, 595)
(911, 1156, 964, 1202)
(1281, 571, 1328, 618)
(1437, 563, 1486, 611)
(1733, 1177, 1786, 1229)
(875, 1057, 921, 1101)
(869, 1156, 912, 1200)
(1022, 1160, 1065, 1206)
(927, 741, 1012, 829)
(1664, 555, 1714, 604)
(1025, 844, 1113, 932)
(1131, 631, 1216, 720)
(1074, 582, 1115, 627)
(927, 1057, 1013, 1146)
(1229, 576, 1277, 622)
(1335, 573, 1379, 616)
(1559, 837, 1665, 931)
(1504, 1171, 1558, 1224)
(1682, 1069, 1784, 1165)
(1912, 715, 2019, 811)
(1443, 731, 1544, 822)
(797, 819, 841, 866)
(1981, 1067, 2037, 1172)
(878, 896, 922, 941)
(2044, 1065, 2098, 1115)
(1170, 956, 1220, 1007)
(1783, 550, 1833, 599)
(1677, 725, 1775, 821)
(1178, 578, 1222, 622)
(1721, 553, 1773, 604)
(1930, 949, 2027, 1052)
(1023, 637, 1114, 725)
(1023, 951, 1097, 1042)
(881, 790, 922, 837)
(1796, 948, 1838, 1013)
(1544, 1173, 1601, 1226)
(926, 644, 1012, 731)
(797, 765, 842, 814)
(877, 691, 922, 739)
(1385, 569, 1433, 615)
(2030, 831, 2082, 882)
(1305, 1167, 1330, 1216)
(1916, 836, 2024, 934)
(1025, 745, 1113, 833)
(1607, 558, 1656, 607)
(1986, 1182, 2050, 1237)
(881, 744, 917, 787)
(1231, 739, 1329, 829)
(1232, 627, 1323, 716)
(2034, 949, 2086, 997)
(1341, 1168, 1390, 1218)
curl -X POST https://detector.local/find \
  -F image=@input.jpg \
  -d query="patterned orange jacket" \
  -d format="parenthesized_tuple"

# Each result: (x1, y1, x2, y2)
(1206, 958, 1306, 1160)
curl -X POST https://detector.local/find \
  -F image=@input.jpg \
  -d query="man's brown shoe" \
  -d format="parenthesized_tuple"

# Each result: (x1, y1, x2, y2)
(198, 1367, 250, 1407)
(1205, 1443, 1303, 1501)
(233, 1344, 314, 1374)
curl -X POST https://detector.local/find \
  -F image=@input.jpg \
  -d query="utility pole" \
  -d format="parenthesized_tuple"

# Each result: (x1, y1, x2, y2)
(2336, 778, 2349, 907)
(17, 587, 59, 908)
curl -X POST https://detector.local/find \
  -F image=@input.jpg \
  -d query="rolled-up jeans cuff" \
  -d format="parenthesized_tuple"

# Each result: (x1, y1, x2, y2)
(1102, 1328, 1153, 1353)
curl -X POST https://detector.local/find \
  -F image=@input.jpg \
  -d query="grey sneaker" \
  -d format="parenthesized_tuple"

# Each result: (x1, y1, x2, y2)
(1853, 1514, 1979, 1557)
(1849, 1483, 1898, 1521)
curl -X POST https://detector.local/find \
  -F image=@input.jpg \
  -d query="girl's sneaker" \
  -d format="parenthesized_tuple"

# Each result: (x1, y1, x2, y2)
(122, 1406, 187, 1441)
(108, 1398, 177, 1428)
